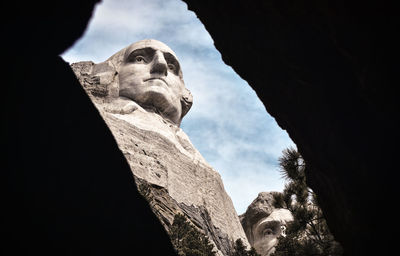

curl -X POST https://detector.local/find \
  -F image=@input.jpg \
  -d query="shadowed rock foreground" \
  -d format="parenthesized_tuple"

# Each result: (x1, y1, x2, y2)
(182, 0, 398, 254)
(2, 1, 177, 255)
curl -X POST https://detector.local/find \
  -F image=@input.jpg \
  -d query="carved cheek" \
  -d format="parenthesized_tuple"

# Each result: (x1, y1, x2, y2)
(120, 74, 138, 90)
(166, 77, 185, 99)
(120, 65, 147, 87)
(123, 63, 149, 76)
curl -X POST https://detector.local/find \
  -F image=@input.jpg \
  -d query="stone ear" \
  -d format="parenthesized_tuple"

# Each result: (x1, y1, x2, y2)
(88, 60, 119, 99)
(107, 70, 119, 99)
(180, 87, 193, 118)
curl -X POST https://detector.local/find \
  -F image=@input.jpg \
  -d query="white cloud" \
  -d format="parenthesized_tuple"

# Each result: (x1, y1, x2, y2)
(62, 0, 213, 63)
(61, 0, 296, 215)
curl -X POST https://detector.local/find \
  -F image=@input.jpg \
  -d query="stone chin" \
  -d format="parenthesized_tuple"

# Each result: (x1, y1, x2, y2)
(254, 239, 278, 256)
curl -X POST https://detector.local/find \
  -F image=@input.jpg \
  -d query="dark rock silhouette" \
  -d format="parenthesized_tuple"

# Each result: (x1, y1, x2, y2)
(182, 0, 397, 255)
(2, 1, 176, 255)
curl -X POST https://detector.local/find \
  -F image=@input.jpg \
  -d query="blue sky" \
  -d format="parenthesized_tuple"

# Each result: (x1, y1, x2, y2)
(61, 0, 296, 214)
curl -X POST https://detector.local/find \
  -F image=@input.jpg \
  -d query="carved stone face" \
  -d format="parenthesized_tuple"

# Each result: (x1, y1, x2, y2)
(253, 219, 281, 255)
(118, 39, 191, 125)
(251, 209, 293, 256)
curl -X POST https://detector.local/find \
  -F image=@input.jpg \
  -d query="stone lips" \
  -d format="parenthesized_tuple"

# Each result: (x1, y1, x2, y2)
(71, 60, 249, 255)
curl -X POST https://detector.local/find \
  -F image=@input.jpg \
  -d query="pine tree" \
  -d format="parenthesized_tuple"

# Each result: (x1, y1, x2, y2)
(247, 247, 260, 256)
(170, 213, 216, 256)
(232, 239, 247, 256)
(232, 239, 260, 256)
(271, 148, 343, 256)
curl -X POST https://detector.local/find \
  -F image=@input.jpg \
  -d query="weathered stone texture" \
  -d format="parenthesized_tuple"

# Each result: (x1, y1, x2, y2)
(72, 60, 248, 255)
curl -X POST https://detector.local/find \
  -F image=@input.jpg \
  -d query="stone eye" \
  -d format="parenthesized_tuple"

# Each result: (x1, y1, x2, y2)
(168, 63, 176, 71)
(263, 228, 273, 236)
(135, 56, 145, 63)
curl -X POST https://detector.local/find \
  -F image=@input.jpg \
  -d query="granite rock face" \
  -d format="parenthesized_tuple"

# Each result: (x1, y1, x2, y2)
(240, 192, 293, 256)
(71, 57, 248, 255)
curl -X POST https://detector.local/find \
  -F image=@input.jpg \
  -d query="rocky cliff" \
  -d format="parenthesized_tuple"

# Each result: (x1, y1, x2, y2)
(71, 60, 249, 255)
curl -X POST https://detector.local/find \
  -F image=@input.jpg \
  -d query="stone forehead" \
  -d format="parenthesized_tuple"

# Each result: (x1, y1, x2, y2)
(260, 209, 293, 224)
(123, 39, 179, 61)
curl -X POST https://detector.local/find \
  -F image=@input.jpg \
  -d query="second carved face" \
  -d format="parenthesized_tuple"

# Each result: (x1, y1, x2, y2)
(252, 209, 293, 256)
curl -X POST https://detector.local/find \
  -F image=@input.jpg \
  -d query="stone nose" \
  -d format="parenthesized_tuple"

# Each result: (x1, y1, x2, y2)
(150, 51, 168, 76)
